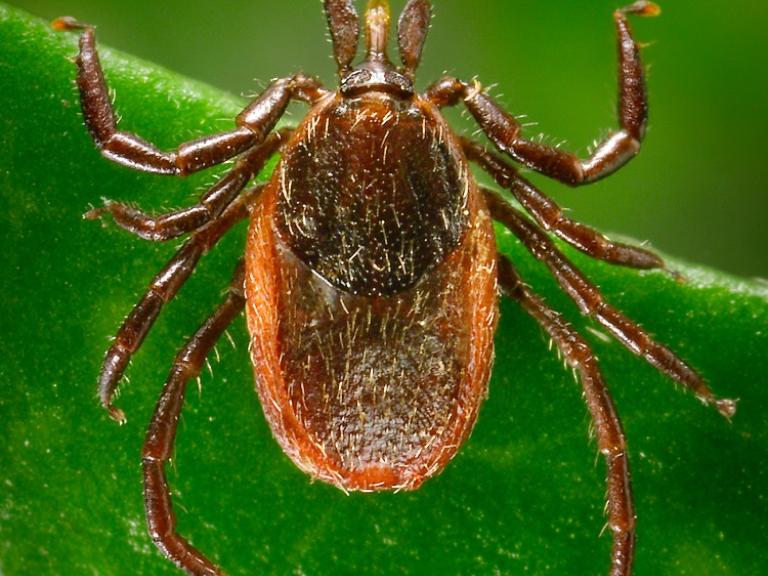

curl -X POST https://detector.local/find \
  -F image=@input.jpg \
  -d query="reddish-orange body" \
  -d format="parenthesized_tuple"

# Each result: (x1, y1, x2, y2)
(245, 91, 498, 491)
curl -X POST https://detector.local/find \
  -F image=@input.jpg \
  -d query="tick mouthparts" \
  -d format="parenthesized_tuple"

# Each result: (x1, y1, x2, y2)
(365, 0, 392, 63)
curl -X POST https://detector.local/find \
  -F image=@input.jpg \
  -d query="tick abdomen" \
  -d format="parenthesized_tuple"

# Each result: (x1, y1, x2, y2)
(245, 94, 498, 491)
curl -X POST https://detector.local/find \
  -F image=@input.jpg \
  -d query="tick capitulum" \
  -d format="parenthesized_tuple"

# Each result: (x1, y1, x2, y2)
(53, 1, 735, 575)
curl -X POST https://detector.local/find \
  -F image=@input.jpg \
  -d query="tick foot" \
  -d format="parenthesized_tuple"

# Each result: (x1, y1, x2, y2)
(618, 1, 662, 18)
(715, 398, 738, 420)
(104, 403, 127, 425)
(51, 16, 92, 32)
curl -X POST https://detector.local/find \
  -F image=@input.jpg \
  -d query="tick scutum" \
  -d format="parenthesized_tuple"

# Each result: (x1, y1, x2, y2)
(275, 92, 469, 297)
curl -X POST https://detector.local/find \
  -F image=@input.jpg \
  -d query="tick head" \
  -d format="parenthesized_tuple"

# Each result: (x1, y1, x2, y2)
(340, 62, 413, 98)
(325, 0, 432, 98)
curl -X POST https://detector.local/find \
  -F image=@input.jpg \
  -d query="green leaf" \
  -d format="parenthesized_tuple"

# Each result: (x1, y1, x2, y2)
(1, 4, 766, 575)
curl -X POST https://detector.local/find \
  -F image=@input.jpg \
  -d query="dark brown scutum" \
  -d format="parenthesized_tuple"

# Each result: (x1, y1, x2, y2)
(275, 93, 469, 297)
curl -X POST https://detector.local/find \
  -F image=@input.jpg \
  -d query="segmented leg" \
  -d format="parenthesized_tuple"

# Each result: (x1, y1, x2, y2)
(142, 260, 246, 576)
(86, 128, 292, 241)
(98, 185, 262, 423)
(324, 0, 360, 74)
(427, 2, 659, 186)
(462, 138, 665, 270)
(497, 256, 634, 576)
(52, 17, 325, 175)
(397, 0, 432, 77)
(485, 188, 737, 418)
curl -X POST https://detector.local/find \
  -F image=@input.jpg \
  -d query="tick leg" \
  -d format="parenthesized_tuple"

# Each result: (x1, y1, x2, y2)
(485, 188, 737, 418)
(497, 256, 635, 576)
(397, 0, 432, 76)
(142, 259, 246, 576)
(87, 128, 292, 241)
(52, 17, 325, 175)
(427, 2, 659, 186)
(463, 138, 665, 270)
(324, 0, 360, 74)
(97, 185, 262, 423)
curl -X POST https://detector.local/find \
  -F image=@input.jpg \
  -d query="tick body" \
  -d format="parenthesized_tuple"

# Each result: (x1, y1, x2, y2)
(247, 91, 498, 491)
(53, 1, 735, 575)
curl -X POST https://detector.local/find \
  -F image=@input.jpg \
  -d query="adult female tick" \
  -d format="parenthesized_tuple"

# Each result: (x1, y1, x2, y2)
(53, 1, 735, 575)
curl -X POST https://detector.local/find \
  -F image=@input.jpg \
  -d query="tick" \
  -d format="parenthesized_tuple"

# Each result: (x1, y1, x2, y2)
(53, 1, 735, 575)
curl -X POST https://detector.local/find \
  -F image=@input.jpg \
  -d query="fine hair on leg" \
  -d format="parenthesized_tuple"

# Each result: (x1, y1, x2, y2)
(97, 185, 262, 423)
(485, 187, 736, 418)
(497, 255, 635, 576)
(141, 259, 246, 576)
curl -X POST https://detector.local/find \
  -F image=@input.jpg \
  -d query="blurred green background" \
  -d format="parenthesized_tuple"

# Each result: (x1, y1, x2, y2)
(7, 0, 768, 277)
